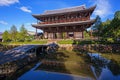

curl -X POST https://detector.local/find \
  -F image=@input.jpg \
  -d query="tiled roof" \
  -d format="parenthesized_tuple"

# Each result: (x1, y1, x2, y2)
(44, 5, 86, 15)
(32, 19, 95, 28)
(32, 5, 96, 17)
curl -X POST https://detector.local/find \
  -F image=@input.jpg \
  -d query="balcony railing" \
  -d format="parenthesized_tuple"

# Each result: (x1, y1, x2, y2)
(38, 17, 90, 24)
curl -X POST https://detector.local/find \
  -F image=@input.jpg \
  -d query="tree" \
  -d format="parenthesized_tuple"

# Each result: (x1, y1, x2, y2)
(2, 30, 11, 42)
(109, 18, 120, 40)
(84, 30, 90, 39)
(102, 19, 111, 28)
(102, 11, 120, 42)
(91, 15, 102, 39)
(114, 11, 120, 19)
(19, 24, 28, 41)
(101, 19, 111, 38)
(92, 15, 102, 30)
(10, 25, 18, 42)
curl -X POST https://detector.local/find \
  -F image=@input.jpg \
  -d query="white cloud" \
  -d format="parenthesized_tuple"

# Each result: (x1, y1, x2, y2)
(20, 6, 32, 13)
(0, 20, 8, 25)
(90, 0, 113, 18)
(0, 0, 19, 6)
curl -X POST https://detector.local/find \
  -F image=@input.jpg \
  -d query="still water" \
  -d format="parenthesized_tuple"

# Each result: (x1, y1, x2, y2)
(89, 53, 120, 80)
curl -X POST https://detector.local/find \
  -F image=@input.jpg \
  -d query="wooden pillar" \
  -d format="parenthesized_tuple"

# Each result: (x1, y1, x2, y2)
(74, 32, 77, 39)
(47, 33, 49, 39)
(53, 33, 55, 39)
(90, 30, 93, 39)
(35, 28, 38, 39)
(44, 32, 48, 39)
(56, 33, 58, 39)
(73, 32, 75, 39)
(60, 32, 63, 39)
(54, 33, 56, 39)
(82, 31, 84, 39)
(51, 33, 53, 39)
(66, 32, 69, 38)
(58, 32, 62, 39)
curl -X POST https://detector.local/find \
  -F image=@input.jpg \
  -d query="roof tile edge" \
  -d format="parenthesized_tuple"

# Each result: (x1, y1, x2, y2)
(44, 4, 86, 14)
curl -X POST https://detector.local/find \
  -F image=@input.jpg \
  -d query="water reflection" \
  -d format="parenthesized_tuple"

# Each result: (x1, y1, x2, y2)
(88, 53, 120, 80)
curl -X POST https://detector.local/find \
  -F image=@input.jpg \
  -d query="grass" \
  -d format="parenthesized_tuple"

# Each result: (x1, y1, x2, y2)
(1, 39, 119, 45)
(57, 39, 73, 44)
(8, 40, 47, 45)
(57, 39, 95, 44)
(37, 50, 94, 78)
(56, 39, 111, 44)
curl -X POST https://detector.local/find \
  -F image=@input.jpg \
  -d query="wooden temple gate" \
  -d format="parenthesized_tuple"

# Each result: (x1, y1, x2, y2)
(32, 5, 96, 39)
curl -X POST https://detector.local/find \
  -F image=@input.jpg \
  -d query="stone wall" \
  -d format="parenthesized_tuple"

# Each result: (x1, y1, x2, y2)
(58, 44, 120, 53)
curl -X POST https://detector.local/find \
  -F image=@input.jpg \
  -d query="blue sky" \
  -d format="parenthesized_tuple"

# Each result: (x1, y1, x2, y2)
(0, 0, 119, 32)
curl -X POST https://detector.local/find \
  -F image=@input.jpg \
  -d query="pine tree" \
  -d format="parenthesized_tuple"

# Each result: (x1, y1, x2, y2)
(10, 25, 18, 42)
(19, 24, 28, 41)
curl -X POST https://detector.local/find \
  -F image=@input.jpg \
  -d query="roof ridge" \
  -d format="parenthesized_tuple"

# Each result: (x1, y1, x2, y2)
(44, 4, 86, 14)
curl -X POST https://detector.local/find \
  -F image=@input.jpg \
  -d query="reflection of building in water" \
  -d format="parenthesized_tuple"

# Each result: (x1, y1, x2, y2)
(89, 53, 120, 80)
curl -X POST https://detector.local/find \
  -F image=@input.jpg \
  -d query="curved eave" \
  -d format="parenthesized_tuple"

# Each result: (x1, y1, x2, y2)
(32, 5, 96, 20)
(32, 19, 96, 28)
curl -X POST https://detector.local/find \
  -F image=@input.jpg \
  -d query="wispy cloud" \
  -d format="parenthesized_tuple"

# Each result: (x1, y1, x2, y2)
(90, 0, 113, 18)
(20, 6, 32, 13)
(0, 20, 8, 25)
(0, 0, 19, 6)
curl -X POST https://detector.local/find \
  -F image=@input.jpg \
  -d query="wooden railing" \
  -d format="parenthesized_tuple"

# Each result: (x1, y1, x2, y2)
(38, 17, 90, 24)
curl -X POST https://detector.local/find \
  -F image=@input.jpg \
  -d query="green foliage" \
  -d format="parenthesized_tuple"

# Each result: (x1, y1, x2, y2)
(2, 24, 35, 43)
(84, 31, 90, 39)
(57, 40, 97, 44)
(78, 40, 96, 44)
(107, 38, 114, 43)
(10, 25, 18, 41)
(103, 17, 120, 41)
(2, 30, 11, 42)
(101, 19, 111, 37)
(9, 40, 47, 45)
(102, 19, 111, 27)
(114, 11, 120, 19)
(62, 32, 66, 39)
(97, 11, 120, 42)
(18, 24, 28, 42)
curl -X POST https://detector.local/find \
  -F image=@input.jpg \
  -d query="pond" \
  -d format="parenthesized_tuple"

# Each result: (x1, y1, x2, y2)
(88, 53, 120, 80)
(16, 51, 120, 80)
(18, 63, 93, 80)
